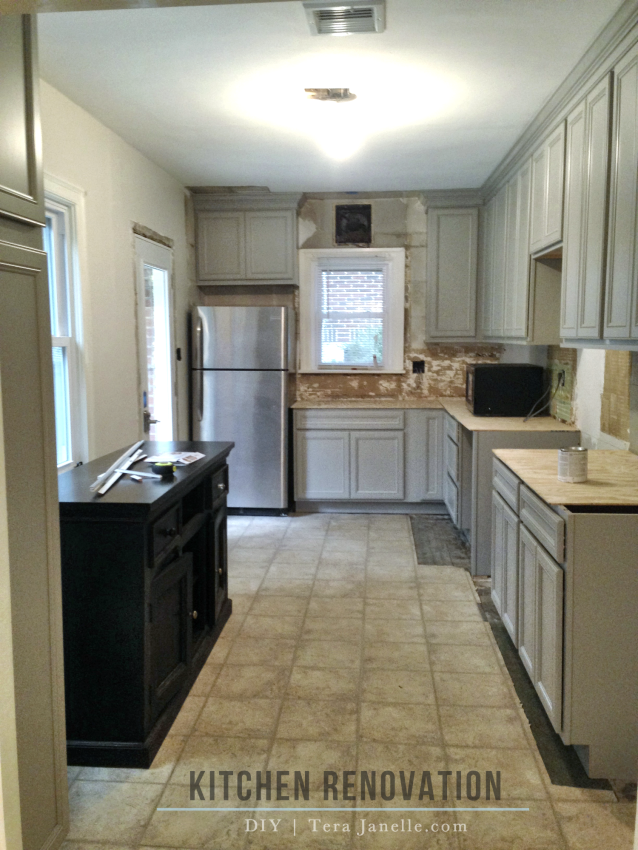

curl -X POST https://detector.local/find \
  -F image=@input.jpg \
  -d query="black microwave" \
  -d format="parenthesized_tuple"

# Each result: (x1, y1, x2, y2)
(466, 363, 545, 417)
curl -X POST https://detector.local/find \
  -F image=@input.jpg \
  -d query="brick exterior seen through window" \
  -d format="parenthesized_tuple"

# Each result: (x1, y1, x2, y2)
(320, 268, 384, 366)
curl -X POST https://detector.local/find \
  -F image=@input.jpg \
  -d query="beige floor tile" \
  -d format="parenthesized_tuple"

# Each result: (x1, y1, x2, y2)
(363, 641, 429, 671)
(268, 740, 357, 790)
(250, 596, 308, 617)
(357, 740, 448, 775)
(170, 735, 270, 785)
(276, 699, 358, 741)
(302, 616, 363, 642)
(245, 815, 354, 850)
(360, 703, 441, 744)
(433, 673, 514, 707)
(421, 600, 482, 622)
(267, 561, 318, 576)
(366, 580, 419, 599)
(62, 844, 140, 850)
(67, 766, 81, 783)
(287, 667, 359, 699)
(456, 801, 565, 850)
(229, 577, 264, 595)
(204, 634, 234, 664)
(547, 784, 618, 803)
(419, 582, 476, 601)
(141, 784, 250, 848)
(365, 599, 422, 620)
(239, 614, 304, 640)
(308, 597, 364, 618)
(312, 580, 365, 598)
(230, 549, 277, 567)
(322, 543, 368, 559)
(169, 695, 206, 736)
(259, 579, 314, 596)
(229, 594, 255, 614)
(425, 621, 492, 645)
(295, 640, 362, 669)
(232, 564, 270, 579)
(366, 563, 416, 579)
(439, 706, 529, 749)
(196, 697, 281, 738)
(416, 566, 470, 584)
(429, 644, 501, 674)
(316, 563, 367, 580)
(554, 801, 636, 849)
(211, 665, 290, 699)
(364, 619, 426, 643)
(67, 780, 163, 844)
(446, 746, 548, 801)
(226, 637, 296, 666)
(351, 811, 460, 849)
(78, 736, 186, 785)
(269, 550, 322, 565)
(190, 663, 222, 697)
(361, 668, 436, 704)
(218, 613, 246, 638)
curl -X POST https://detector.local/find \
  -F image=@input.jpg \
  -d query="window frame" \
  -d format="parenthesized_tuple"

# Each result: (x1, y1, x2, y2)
(44, 178, 88, 473)
(299, 247, 405, 374)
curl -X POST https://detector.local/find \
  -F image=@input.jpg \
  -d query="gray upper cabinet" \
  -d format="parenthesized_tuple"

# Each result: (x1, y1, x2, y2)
(605, 42, 638, 340)
(426, 206, 478, 340)
(480, 187, 506, 339)
(194, 193, 301, 285)
(530, 122, 565, 254)
(0, 16, 44, 227)
(561, 76, 612, 339)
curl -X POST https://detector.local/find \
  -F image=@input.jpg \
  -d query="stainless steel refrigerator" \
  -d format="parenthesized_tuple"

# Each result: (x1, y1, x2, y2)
(191, 306, 291, 510)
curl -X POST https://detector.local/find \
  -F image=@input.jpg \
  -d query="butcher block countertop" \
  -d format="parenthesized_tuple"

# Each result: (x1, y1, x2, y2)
(441, 398, 579, 432)
(494, 449, 638, 506)
(292, 399, 444, 409)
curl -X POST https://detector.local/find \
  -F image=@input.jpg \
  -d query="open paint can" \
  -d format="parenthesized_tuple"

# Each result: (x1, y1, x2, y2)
(558, 447, 588, 483)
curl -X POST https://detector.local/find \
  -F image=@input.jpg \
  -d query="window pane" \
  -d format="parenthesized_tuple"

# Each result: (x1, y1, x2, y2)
(144, 264, 173, 440)
(45, 209, 70, 337)
(52, 346, 72, 466)
(319, 268, 384, 366)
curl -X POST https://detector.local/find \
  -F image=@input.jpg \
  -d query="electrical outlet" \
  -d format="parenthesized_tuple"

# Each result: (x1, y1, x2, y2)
(557, 369, 566, 387)
(412, 360, 425, 374)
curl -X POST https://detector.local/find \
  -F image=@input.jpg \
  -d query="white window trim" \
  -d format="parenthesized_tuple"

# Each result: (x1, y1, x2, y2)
(299, 247, 405, 373)
(45, 174, 90, 472)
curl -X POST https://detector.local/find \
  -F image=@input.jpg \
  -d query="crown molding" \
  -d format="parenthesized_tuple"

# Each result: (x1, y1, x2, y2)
(422, 189, 483, 208)
(482, 0, 638, 198)
(191, 191, 303, 212)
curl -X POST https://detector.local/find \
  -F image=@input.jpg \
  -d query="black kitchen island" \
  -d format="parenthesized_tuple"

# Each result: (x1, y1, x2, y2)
(58, 441, 234, 768)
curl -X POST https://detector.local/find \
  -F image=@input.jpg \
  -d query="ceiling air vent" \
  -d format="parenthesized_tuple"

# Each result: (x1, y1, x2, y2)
(303, 0, 385, 36)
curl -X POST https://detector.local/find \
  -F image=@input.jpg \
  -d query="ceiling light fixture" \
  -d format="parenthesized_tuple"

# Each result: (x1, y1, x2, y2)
(305, 87, 357, 102)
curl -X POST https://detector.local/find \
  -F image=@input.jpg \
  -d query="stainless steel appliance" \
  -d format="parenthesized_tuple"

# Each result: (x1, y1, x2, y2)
(191, 306, 292, 510)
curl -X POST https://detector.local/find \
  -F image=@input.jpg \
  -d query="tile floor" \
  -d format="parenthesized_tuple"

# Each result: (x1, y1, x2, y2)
(63, 514, 635, 850)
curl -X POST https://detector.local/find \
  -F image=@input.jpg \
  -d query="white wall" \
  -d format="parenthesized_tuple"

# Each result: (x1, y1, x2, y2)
(40, 80, 191, 459)
(573, 348, 630, 449)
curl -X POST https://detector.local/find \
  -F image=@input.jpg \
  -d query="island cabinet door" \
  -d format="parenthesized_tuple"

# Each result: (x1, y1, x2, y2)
(518, 525, 538, 681)
(535, 544, 564, 734)
(211, 498, 229, 623)
(149, 553, 193, 722)
(497, 493, 520, 647)
(491, 490, 506, 616)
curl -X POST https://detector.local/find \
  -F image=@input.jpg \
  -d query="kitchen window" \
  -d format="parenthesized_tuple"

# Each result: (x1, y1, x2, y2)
(299, 248, 405, 373)
(44, 185, 87, 472)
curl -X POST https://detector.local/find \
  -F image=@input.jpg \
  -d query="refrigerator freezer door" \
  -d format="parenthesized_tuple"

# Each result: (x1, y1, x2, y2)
(195, 370, 287, 509)
(195, 306, 289, 370)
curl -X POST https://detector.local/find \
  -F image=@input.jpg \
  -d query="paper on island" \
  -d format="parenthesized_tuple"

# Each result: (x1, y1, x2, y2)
(144, 451, 205, 464)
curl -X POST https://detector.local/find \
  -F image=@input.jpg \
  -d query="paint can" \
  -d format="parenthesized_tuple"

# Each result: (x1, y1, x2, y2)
(558, 447, 588, 483)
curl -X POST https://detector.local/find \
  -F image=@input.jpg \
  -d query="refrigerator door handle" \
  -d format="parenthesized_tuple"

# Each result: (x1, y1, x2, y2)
(195, 316, 204, 370)
(197, 368, 204, 422)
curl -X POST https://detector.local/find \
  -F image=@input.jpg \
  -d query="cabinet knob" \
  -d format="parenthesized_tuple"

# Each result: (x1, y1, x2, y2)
(217, 483, 225, 492)
(218, 568, 223, 576)
(190, 610, 198, 620)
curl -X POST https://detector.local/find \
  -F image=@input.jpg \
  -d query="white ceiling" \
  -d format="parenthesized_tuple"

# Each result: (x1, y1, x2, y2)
(38, 0, 625, 192)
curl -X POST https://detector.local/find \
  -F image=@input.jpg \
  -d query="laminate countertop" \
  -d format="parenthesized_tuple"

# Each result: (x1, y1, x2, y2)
(494, 449, 638, 506)
(441, 398, 579, 433)
(291, 399, 444, 409)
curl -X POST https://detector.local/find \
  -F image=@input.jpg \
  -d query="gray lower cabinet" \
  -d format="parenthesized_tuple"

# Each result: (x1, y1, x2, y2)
(294, 408, 443, 506)
(491, 490, 519, 647)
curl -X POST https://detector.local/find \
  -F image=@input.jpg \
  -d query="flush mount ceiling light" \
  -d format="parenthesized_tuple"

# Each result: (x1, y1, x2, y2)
(303, 0, 385, 36)
(305, 87, 357, 102)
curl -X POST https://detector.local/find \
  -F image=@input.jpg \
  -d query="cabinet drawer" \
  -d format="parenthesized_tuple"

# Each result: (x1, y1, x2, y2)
(445, 435, 459, 483)
(445, 413, 460, 444)
(520, 485, 564, 562)
(210, 466, 228, 505)
(444, 473, 459, 525)
(493, 457, 520, 512)
(296, 409, 404, 430)
(152, 505, 180, 559)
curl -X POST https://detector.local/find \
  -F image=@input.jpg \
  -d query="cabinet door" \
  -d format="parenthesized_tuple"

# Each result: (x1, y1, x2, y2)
(423, 410, 444, 500)
(535, 544, 564, 733)
(561, 99, 587, 337)
(0, 16, 44, 225)
(518, 525, 537, 679)
(350, 431, 404, 500)
(444, 472, 459, 526)
(426, 207, 478, 339)
(295, 430, 350, 499)
(197, 211, 245, 279)
(530, 122, 565, 253)
(480, 196, 496, 337)
(245, 210, 294, 280)
(491, 490, 505, 616)
(489, 185, 508, 337)
(501, 498, 520, 646)
(149, 553, 193, 721)
(605, 44, 638, 338)
(211, 498, 228, 623)
(504, 162, 531, 338)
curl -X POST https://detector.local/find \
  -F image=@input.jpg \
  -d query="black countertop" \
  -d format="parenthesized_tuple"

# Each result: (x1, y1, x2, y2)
(58, 440, 234, 520)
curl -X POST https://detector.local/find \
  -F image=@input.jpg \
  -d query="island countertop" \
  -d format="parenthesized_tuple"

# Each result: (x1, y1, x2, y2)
(291, 399, 444, 409)
(441, 398, 579, 433)
(494, 448, 638, 506)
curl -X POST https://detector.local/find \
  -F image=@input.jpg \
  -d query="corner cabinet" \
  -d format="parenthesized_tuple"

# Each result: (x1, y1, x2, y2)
(426, 206, 478, 340)
(194, 193, 301, 285)
(58, 440, 233, 768)
(294, 408, 444, 508)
